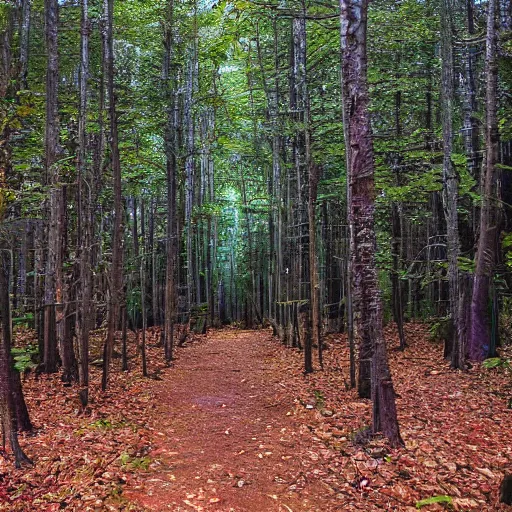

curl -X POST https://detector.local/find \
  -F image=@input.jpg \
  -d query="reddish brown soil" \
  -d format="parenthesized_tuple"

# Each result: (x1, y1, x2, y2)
(125, 329, 331, 512)
(123, 325, 512, 512)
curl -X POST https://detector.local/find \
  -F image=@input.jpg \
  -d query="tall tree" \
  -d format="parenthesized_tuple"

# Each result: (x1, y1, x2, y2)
(76, 0, 91, 404)
(469, 0, 500, 361)
(102, 0, 124, 391)
(0, 249, 32, 467)
(340, 0, 403, 446)
(0, 1, 33, 439)
(291, 13, 313, 371)
(184, 7, 199, 315)
(440, 0, 465, 369)
(43, 0, 61, 375)
(19, 0, 31, 89)
(163, 0, 177, 363)
(461, 0, 480, 182)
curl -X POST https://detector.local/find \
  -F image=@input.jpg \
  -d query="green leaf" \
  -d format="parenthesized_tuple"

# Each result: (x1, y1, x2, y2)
(119, 452, 131, 466)
(11, 345, 38, 373)
(482, 357, 503, 369)
(12, 313, 35, 327)
(416, 495, 452, 509)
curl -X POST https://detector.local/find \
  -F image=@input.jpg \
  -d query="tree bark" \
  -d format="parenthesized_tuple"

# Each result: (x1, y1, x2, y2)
(339, 18, 356, 389)
(184, 40, 197, 315)
(43, 0, 61, 375)
(149, 198, 160, 326)
(19, 0, 31, 89)
(102, 0, 124, 391)
(58, 186, 77, 383)
(0, 249, 31, 467)
(469, 0, 499, 361)
(0, 6, 14, 99)
(76, 0, 91, 404)
(140, 250, 148, 377)
(462, 0, 480, 184)
(391, 86, 406, 350)
(440, 0, 464, 369)
(309, 163, 321, 368)
(163, 0, 177, 363)
(0, 10, 33, 436)
(340, 0, 403, 446)
(291, 13, 313, 372)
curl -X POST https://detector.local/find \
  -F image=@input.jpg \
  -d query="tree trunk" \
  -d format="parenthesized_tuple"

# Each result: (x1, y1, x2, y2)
(140, 251, 148, 377)
(240, 167, 256, 328)
(291, 13, 313, 372)
(121, 306, 128, 371)
(309, 163, 321, 369)
(339, 9, 357, 391)
(184, 41, 196, 315)
(76, 0, 91, 405)
(390, 157, 406, 351)
(0, 6, 14, 99)
(298, 5, 321, 370)
(19, 0, 31, 89)
(462, 0, 480, 184)
(16, 222, 28, 312)
(149, 199, 159, 326)
(58, 186, 77, 383)
(391, 87, 406, 350)
(202, 108, 216, 326)
(0, 250, 31, 467)
(43, 0, 61, 375)
(163, 0, 177, 363)
(440, 0, 464, 369)
(340, 0, 403, 446)
(102, 0, 124, 391)
(469, 0, 499, 361)
(0, 12, 33, 436)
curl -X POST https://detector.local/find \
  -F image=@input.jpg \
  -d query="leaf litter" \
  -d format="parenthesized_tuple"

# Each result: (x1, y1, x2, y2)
(0, 323, 510, 511)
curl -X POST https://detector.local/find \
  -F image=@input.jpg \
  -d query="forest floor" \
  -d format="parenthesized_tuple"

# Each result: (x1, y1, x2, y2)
(1, 324, 511, 511)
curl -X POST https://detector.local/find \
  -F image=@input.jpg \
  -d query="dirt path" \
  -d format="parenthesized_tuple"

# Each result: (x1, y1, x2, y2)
(125, 330, 329, 512)
(9, 324, 510, 511)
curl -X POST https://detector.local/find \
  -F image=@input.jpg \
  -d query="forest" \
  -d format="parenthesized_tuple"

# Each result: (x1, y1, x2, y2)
(0, 0, 512, 509)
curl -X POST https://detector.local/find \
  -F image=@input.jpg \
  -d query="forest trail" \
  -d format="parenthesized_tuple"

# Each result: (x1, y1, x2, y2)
(6, 324, 512, 511)
(125, 329, 329, 512)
